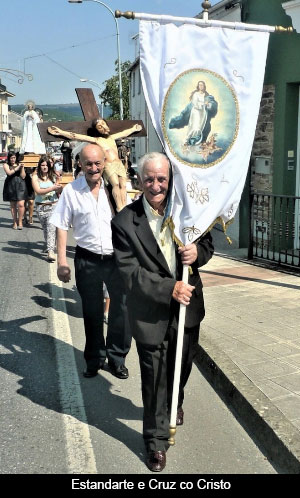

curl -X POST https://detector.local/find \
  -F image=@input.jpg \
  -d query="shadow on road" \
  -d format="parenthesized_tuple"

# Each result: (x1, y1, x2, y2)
(32, 283, 82, 318)
(1, 240, 75, 262)
(0, 315, 144, 464)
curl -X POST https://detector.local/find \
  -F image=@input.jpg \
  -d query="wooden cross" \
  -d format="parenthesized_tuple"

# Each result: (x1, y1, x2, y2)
(37, 88, 146, 143)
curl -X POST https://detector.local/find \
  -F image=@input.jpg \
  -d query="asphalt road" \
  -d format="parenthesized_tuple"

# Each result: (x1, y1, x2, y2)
(0, 170, 279, 480)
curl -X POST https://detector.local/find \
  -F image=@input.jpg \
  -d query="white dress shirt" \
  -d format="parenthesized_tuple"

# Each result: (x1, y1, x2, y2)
(50, 175, 113, 255)
(142, 196, 176, 278)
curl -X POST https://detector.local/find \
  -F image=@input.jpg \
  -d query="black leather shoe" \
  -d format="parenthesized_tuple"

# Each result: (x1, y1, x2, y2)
(176, 407, 184, 426)
(83, 369, 98, 378)
(83, 363, 104, 378)
(109, 363, 129, 379)
(146, 451, 166, 472)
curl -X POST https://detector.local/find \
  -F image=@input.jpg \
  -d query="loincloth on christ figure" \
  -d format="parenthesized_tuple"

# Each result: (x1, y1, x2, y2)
(103, 160, 127, 181)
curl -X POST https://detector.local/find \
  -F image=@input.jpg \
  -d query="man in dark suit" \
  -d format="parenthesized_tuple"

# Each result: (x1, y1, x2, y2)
(111, 152, 214, 472)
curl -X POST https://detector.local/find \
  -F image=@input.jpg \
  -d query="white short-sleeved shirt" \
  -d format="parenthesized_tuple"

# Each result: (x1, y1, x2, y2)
(50, 175, 114, 255)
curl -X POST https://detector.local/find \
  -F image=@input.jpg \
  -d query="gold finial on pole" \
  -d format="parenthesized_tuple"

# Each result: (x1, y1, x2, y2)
(275, 25, 294, 32)
(202, 1, 212, 10)
(115, 10, 135, 19)
(202, 1, 211, 22)
(168, 426, 176, 446)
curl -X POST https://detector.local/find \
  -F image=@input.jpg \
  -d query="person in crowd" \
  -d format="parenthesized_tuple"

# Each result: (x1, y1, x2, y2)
(73, 153, 83, 179)
(111, 151, 214, 472)
(3, 151, 28, 230)
(54, 155, 63, 179)
(103, 283, 110, 325)
(47, 155, 54, 168)
(47, 119, 142, 212)
(50, 143, 131, 380)
(31, 156, 62, 261)
(23, 166, 36, 225)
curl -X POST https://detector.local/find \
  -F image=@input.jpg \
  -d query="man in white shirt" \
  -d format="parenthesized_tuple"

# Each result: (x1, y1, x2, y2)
(50, 143, 131, 380)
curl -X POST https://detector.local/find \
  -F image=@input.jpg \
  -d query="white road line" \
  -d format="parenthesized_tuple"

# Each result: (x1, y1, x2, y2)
(49, 263, 97, 474)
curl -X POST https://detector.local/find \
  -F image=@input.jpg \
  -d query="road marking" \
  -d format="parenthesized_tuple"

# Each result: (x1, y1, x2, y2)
(49, 263, 97, 474)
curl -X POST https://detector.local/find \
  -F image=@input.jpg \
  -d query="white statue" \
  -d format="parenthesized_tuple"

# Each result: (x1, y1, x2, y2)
(20, 100, 46, 155)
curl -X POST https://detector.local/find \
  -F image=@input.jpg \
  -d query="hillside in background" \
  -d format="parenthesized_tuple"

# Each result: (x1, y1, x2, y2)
(10, 104, 112, 122)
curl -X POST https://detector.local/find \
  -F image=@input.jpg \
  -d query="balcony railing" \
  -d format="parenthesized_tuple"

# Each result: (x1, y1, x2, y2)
(249, 192, 300, 269)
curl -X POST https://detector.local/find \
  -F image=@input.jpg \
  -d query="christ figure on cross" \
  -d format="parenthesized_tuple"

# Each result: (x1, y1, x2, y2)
(48, 118, 142, 212)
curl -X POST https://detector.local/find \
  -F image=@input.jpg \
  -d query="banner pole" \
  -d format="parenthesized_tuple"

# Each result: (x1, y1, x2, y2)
(115, 10, 293, 33)
(168, 264, 189, 446)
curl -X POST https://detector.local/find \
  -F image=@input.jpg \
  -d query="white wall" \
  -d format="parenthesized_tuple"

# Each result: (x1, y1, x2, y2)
(130, 65, 163, 163)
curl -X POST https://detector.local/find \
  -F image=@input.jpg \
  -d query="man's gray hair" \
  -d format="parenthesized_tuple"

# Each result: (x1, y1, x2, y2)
(137, 152, 170, 178)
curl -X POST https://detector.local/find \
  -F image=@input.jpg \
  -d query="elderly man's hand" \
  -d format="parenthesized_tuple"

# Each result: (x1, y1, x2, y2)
(57, 265, 71, 283)
(172, 281, 195, 306)
(178, 243, 198, 266)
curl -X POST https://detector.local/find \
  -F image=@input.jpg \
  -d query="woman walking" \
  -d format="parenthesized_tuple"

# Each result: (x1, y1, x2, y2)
(32, 156, 62, 261)
(3, 151, 28, 230)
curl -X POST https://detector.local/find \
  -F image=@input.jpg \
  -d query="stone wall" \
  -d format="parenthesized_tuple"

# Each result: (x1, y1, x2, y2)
(250, 84, 275, 193)
(250, 84, 275, 249)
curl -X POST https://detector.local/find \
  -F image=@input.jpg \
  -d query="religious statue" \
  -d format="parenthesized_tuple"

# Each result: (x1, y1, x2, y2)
(48, 118, 142, 212)
(60, 140, 73, 173)
(20, 100, 46, 155)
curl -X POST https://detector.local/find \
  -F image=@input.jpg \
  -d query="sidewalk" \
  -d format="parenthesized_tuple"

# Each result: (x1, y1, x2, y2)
(195, 241, 300, 474)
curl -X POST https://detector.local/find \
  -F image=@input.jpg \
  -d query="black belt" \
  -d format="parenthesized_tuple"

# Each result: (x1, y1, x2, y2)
(76, 245, 114, 260)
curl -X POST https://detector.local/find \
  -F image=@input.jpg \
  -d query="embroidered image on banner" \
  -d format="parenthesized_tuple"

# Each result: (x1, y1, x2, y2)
(162, 69, 239, 168)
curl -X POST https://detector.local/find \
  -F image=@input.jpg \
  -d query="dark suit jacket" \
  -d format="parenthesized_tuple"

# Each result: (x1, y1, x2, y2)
(111, 195, 214, 346)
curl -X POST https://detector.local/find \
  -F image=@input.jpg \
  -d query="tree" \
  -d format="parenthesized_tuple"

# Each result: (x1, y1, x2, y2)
(100, 60, 131, 120)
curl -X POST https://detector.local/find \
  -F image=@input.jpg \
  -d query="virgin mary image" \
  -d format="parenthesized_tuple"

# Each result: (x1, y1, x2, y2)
(20, 100, 46, 155)
(169, 80, 218, 146)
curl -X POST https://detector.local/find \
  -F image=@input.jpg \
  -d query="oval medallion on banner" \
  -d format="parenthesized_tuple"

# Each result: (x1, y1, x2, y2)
(162, 69, 239, 168)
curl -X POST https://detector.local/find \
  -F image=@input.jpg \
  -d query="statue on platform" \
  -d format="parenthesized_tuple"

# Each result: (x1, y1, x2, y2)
(48, 118, 142, 212)
(20, 100, 46, 155)
(60, 140, 73, 173)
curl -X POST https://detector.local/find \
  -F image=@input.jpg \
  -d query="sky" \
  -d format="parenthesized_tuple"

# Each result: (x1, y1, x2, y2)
(0, 0, 219, 106)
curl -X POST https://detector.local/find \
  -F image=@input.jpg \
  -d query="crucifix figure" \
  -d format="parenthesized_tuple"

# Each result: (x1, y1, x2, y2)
(37, 88, 146, 211)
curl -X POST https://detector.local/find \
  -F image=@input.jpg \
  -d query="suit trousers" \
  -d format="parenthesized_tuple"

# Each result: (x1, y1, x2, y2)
(74, 246, 131, 370)
(136, 325, 200, 452)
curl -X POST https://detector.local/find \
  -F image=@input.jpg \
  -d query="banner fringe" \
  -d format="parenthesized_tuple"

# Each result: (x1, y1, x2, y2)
(162, 215, 234, 246)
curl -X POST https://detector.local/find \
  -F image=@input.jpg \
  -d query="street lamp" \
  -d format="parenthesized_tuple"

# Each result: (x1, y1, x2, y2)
(68, 0, 124, 120)
(80, 78, 104, 116)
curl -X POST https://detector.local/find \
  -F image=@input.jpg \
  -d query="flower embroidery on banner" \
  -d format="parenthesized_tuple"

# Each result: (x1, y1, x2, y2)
(186, 180, 209, 205)
(182, 225, 202, 242)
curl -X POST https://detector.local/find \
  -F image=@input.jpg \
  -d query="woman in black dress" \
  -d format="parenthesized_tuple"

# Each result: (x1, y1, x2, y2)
(3, 151, 28, 230)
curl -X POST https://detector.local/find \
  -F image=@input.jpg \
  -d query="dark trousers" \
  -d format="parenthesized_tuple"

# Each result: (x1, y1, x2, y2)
(74, 246, 132, 370)
(136, 326, 199, 452)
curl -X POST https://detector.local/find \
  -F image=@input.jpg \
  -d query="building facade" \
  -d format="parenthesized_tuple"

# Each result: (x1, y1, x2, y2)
(0, 80, 15, 153)
(8, 109, 22, 152)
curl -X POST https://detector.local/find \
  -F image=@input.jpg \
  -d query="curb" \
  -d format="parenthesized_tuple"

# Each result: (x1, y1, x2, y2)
(194, 335, 300, 474)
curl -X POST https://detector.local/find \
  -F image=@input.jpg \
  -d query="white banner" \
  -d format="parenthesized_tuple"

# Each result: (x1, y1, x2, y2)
(139, 21, 269, 245)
